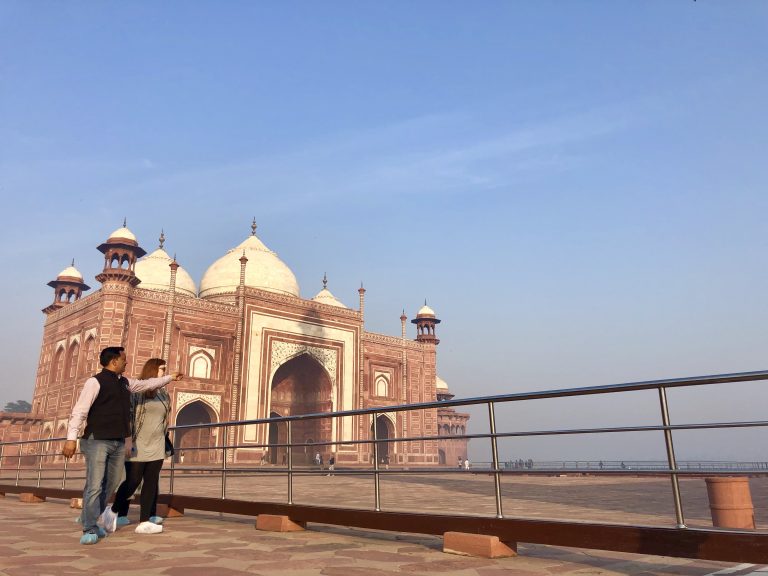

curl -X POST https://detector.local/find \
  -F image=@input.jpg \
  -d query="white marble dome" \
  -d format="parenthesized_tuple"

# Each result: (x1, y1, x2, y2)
(312, 287, 347, 308)
(107, 226, 137, 242)
(57, 265, 83, 280)
(436, 376, 449, 390)
(135, 248, 197, 298)
(199, 234, 300, 299)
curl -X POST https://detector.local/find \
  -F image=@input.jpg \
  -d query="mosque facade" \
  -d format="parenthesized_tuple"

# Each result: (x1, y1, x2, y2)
(2, 222, 468, 466)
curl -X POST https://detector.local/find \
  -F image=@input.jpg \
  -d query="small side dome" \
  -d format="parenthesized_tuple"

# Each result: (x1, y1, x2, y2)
(312, 288, 348, 308)
(57, 264, 83, 281)
(135, 248, 197, 298)
(436, 376, 449, 391)
(311, 274, 347, 308)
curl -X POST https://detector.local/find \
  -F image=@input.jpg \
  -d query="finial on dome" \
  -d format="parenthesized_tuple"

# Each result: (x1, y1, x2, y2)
(173, 253, 177, 261)
(71, 258, 75, 267)
(322, 272, 328, 289)
(159, 230, 165, 249)
(425, 298, 428, 306)
(123, 217, 127, 227)
(251, 218, 257, 236)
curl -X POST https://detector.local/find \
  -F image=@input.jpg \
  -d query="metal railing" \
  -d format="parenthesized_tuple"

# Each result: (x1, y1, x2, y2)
(2, 369, 768, 534)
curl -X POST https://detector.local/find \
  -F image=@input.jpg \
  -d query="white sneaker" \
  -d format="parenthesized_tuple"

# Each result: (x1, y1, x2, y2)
(135, 521, 163, 534)
(101, 507, 118, 533)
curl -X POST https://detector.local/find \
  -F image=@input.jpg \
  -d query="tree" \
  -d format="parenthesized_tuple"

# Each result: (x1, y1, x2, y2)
(3, 400, 32, 413)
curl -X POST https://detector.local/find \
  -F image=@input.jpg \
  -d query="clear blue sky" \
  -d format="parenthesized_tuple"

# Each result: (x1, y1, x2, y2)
(2, 2, 767, 460)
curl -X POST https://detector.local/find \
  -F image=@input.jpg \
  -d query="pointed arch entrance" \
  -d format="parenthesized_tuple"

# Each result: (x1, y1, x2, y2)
(269, 353, 333, 465)
(371, 415, 395, 464)
(175, 401, 217, 464)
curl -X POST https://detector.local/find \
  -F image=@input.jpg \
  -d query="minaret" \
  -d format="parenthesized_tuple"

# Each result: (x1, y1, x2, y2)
(411, 300, 441, 345)
(162, 233, 178, 362)
(229, 248, 249, 462)
(43, 259, 91, 314)
(94, 221, 146, 348)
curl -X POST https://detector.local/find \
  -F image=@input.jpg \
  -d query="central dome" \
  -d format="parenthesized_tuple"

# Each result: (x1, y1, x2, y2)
(199, 233, 300, 299)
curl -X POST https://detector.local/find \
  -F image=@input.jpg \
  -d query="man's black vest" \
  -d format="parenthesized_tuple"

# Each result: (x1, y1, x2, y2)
(82, 369, 132, 440)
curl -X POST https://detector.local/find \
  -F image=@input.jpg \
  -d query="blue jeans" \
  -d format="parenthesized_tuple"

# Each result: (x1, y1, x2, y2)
(79, 436, 125, 532)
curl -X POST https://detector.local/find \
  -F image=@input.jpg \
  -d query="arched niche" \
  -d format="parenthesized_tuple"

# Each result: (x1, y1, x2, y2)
(175, 400, 218, 465)
(269, 353, 332, 465)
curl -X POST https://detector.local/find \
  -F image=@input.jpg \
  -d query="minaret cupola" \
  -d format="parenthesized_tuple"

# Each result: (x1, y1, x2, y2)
(43, 260, 91, 314)
(95, 219, 146, 286)
(411, 300, 441, 344)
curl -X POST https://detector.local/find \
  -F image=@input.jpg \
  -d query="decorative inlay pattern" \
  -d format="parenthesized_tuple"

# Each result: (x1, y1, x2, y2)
(47, 292, 101, 323)
(242, 287, 363, 319)
(270, 341, 337, 385)
(133, 288, 237, 313)
(176, 392, 221, 415)
(364, 333, 428, 350)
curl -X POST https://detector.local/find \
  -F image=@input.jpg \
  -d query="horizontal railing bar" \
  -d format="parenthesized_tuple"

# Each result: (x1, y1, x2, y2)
(165, 370, 768, 430)
(4, 417, 768, 452)
(159, 467, 768, 476)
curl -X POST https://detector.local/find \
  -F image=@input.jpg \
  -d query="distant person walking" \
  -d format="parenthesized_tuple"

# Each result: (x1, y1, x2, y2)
(463, 458, 471, 471)
(109, 358, 175, 535)
(62, 347, 182, 545)
(327, 455, 335, 476)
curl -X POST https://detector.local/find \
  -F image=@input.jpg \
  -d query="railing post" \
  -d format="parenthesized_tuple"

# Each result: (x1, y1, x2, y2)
(15, 443, 23, 486)
(36, 443, 43, 488)
(658, 387, 686, 528)
(372, 412, 381, 512)
(61, 448, 69, 490)
(488, 401, 503, 518)
(287, 420, 293, 505)
(221, 425, 228, 500)
(168, 429, 175, 495)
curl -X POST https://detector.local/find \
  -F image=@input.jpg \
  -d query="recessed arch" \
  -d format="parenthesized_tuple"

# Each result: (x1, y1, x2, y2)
(83, 336, 97, 374)
(370, 414, 396, 462)
(66, 340, 80, 379)
(189, 350, 213, 379)
(375, 373, 389, 397)
(269, 353, 332, 465)
(175, 400, 218, 464)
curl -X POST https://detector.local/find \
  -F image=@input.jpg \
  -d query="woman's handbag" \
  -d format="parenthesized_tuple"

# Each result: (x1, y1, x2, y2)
(164, 433, 175, 456)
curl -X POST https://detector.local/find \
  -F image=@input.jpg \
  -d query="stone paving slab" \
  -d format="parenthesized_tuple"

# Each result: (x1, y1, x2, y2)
(0, 495, 765, 576)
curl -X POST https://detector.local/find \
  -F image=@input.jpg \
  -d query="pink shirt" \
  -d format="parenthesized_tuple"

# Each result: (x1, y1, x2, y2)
(66, 373, 173, 440)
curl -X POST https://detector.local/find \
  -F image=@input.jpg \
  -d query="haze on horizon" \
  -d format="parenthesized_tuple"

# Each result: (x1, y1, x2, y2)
(1, 2, 766, 461)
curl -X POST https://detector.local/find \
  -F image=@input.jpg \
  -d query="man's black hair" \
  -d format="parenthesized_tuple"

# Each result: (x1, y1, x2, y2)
(99, 346, 125, 367)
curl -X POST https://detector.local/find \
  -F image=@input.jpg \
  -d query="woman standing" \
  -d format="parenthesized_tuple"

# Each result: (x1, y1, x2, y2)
(107, 358, 174, 534)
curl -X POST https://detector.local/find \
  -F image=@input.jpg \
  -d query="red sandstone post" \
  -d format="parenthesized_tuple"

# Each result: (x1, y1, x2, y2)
(705, 476, 755, 529)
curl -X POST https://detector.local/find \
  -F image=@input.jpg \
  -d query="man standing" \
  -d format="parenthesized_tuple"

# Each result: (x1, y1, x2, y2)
(62, 347, 183, 545)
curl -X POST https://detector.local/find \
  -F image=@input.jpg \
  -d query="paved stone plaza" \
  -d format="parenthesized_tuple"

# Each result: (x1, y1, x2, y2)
(1, 472, 766, 575)
(1, 495, 766, 576)
(163, 470, 768, 528)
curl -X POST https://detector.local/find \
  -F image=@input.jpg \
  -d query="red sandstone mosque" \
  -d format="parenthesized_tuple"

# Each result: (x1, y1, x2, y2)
(1, 221, 468, 466)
